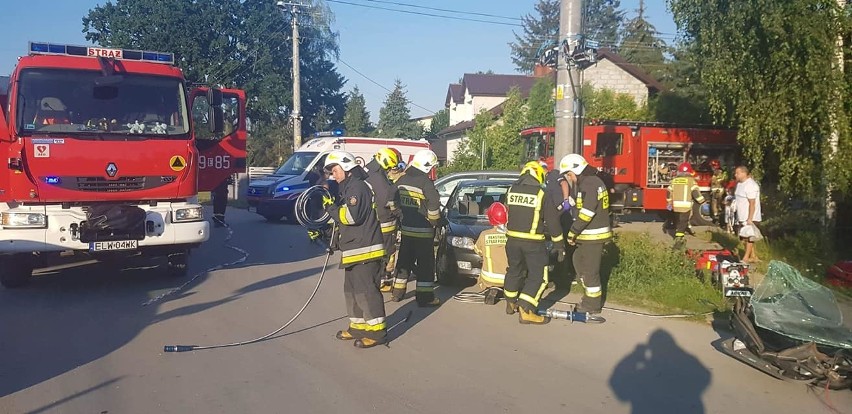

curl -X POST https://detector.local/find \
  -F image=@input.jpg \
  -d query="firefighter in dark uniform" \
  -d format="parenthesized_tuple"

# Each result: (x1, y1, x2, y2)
(559, 154, 612, 314)
(212, 175, 234, 227)
(363, 147, 402, 292)
(318, 150, 388, 349)
(504, 161, 565, 324)
(391, 149, 442, 307)
(666, 162, 706, 250)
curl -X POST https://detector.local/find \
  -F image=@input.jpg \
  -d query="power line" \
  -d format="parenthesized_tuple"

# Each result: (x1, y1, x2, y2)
(362, 0, 521, 21)
(325, 0, 522, 27)
(337, 58, 438, 115)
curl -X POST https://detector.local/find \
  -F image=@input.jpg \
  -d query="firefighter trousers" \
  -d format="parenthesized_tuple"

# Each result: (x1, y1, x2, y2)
(504, 238, 549, 312)
(212, 191, 227, 221)
(573, 242, 604, 312)
(674, 211, 690, 240)
(393, 235, 436, 303)
(344, 260, 387, 341)
(381, 228, 398, 277)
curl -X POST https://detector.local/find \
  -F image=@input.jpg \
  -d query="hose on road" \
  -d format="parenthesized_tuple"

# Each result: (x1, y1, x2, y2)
(163, 225, 337, 353)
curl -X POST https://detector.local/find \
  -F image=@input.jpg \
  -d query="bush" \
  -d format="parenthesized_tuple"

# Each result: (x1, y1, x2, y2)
(604, 232, 725, 313)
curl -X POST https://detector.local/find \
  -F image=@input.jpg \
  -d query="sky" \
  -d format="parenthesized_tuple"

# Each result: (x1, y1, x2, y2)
(0, 0, 677, 122)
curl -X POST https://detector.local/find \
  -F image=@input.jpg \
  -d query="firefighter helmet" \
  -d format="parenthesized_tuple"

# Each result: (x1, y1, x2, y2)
(374, 147, 401, 170)
(324, 150, 358, 172)
(521, 161, 546, 184)
(410, 149, 438, 174)
(558, 153, 588, 175)
(710, 159, 721, 170)
(486, 202, 508, 226)
(678, 162, 695, 175)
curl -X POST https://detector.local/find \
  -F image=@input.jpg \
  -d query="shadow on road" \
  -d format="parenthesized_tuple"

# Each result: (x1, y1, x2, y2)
(0, 210, 327, 398)
(610, 329, 711, 414)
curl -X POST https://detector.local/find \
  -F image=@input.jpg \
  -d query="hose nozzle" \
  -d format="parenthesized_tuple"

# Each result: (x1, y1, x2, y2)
(164, 345, 196, 353)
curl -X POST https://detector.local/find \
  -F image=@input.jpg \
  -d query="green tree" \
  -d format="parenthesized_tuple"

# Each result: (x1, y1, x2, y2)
(585, 0, 626, 48)
(618, 1, 667, 81)
(582, 85, 650, 121)
(311, 106, 332, 132)
(449, 89, 527, 171)
(669, 0, 852, 202)
(377, 79, 418, 138)
(510, 0, 560, 74)
(526, 77, 555, 127)
(343, 86, 371, 135)
(83, 0, 346, 160)
(429, 109, 449, 135)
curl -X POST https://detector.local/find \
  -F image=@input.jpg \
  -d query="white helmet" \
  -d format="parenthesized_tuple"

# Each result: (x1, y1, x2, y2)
(410, 149, 438, 174)
(324, 150, 358, 172)
(558, 153, 588, 175)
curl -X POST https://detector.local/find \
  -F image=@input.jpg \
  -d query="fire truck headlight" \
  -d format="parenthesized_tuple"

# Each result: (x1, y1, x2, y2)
(1, 212, 48, 228)
(173, 207, 204, 223)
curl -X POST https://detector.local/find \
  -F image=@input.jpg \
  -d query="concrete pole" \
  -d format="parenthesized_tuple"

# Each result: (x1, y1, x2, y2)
(554, 0, 583, 162)
(290, 3, 303, 151)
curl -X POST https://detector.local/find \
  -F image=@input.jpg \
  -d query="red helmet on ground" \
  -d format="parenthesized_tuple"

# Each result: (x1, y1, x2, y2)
(710, 159, 721, 170)
(678, 162, 695, 175)
(486, 202, 508, 226)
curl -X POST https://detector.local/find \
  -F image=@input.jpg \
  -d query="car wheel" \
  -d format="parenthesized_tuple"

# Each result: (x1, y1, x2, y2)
(263, 214, 282, 222)
(436, 249, 458, 286)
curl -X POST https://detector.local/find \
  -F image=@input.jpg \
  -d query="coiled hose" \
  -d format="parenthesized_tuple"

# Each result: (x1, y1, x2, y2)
(295, 185, 332, 229)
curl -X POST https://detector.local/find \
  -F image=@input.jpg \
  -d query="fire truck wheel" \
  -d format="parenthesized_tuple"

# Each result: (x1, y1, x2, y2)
(166, 250, 190, 278)
(0, 254, 35, 288)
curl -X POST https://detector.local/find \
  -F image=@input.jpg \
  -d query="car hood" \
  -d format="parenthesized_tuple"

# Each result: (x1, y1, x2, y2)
(447, 218, 491, 240)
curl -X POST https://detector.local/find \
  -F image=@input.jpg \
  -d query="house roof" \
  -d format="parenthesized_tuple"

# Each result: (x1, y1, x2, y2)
(436, 102, 506, 137)
(445, 83, 464, 107)
(462, 73, 539, 98)
(595, 48, 665, 93)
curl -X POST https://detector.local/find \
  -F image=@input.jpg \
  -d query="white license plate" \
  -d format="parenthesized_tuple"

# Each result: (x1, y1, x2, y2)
(725, 289, 752, 297)
(90, 240, 138, 252)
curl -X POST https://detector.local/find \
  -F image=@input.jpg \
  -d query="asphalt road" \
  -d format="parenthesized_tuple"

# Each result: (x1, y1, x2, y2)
(2, 208, 850, 414)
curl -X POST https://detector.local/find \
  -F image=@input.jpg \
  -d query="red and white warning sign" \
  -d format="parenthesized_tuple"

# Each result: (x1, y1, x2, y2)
(34, 144, 50, 158)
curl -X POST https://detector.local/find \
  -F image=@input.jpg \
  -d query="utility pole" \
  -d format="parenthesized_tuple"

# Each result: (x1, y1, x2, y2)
(554, 0, 584, 163)
(277, 1, 305, 151)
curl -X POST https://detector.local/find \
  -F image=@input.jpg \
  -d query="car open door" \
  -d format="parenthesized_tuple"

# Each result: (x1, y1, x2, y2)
(189, 87, 247, 191)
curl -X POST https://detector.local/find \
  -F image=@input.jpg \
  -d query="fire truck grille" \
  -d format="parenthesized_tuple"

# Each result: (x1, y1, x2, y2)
(45, 176, 177, 193)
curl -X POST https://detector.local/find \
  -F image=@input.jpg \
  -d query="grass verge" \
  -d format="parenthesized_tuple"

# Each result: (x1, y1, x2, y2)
(602, 232, 726, 315)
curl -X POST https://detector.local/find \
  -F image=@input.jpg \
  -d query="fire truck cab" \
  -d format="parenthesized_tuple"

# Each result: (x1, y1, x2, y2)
(521, 121, 739, 217)
(0, 42, 246, 288)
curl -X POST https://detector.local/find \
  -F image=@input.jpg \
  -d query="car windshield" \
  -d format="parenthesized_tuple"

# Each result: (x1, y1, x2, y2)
(275, 152, 319, 176)
(16, 68, 189, 138)
(448, 184, 511, 220)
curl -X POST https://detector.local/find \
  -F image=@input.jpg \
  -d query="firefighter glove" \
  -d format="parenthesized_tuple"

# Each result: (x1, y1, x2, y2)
(308, 229, 322, 242)
(322, 194, 334, 207)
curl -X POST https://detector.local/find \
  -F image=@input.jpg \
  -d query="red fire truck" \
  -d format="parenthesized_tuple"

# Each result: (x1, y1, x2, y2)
(520, 121, 738, 217)
(0, 42, 246, 288)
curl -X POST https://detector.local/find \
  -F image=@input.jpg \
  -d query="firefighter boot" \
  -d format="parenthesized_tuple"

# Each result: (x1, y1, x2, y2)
(336, 330, 355, 341)
(354, 337, 385, 349)
(505, 298, 519, 315)
(518, 307, 550, 325)
(673, 236, 685, 250)
(379, 272, 393, 293)
(416, 293, 441, 308)
(390, 271, 408, 302)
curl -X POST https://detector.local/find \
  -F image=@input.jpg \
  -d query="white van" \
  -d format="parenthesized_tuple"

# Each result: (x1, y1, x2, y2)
(247, 136, 431, 222)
